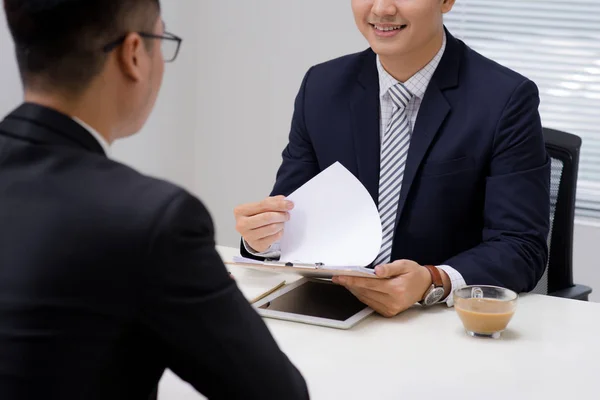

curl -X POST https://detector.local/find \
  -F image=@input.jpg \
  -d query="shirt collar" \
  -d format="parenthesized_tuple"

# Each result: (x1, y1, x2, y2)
(71, 117, 111, 156)
(376, 31, 447, 101)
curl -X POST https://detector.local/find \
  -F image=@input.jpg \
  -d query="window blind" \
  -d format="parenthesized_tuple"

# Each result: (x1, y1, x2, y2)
(444, 0, 600, 219)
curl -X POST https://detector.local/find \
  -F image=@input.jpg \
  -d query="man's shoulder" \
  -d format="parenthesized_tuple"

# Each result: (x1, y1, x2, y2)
(77, 156, 209, 235)
(460, 39, 533, 91)
(88, 156, 182, 203)
(312, 49, 373, 72)
(304, 49, 374, 86)
(291, 49, 375, 105)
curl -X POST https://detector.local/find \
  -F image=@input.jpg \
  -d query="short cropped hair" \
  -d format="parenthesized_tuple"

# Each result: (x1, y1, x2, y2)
(3, 0, 161, 94)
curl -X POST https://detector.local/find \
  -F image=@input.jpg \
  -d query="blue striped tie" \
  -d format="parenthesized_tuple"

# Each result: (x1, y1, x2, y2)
(373, 83, 414, 266)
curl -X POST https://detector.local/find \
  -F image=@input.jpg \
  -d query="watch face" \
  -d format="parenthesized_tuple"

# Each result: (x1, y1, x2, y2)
(424, 287, 445, 306)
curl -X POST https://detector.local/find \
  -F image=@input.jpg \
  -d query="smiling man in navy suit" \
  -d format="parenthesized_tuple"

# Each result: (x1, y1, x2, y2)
(235, 0, 550, 317)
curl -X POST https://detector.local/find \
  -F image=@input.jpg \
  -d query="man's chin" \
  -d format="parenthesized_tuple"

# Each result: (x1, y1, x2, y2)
(371, 44, 405, 59)
(368, 38, 409, 57)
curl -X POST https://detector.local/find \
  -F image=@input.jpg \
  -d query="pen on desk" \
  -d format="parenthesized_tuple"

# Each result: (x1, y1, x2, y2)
(251, 281, 286, 304)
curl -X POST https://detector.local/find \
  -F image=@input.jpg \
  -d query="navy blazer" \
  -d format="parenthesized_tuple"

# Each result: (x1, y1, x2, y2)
(243, 30, 550, 293)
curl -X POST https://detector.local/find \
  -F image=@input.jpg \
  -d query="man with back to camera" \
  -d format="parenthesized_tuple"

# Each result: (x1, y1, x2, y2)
(0, 1, 309, 399)
(234, 0, 550, 317)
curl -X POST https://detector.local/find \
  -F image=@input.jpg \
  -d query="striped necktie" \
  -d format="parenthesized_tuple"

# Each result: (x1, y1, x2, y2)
(373, 83, 414, 266)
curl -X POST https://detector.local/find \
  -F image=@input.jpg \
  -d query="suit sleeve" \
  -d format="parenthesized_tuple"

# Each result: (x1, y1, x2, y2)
(240, 67, 321, 259)
(443, 80, 551, 293)
(140, 190, 309, 400)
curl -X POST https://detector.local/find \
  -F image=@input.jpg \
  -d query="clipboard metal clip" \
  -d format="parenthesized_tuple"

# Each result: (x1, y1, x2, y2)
(264, 259, 324, 269)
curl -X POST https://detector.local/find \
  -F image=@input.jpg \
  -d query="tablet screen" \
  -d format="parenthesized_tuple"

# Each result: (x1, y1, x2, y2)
(258, 280, 368, 321)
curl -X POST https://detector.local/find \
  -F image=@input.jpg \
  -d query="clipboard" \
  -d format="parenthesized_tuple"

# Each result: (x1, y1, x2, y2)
(225, 256, 380, 279)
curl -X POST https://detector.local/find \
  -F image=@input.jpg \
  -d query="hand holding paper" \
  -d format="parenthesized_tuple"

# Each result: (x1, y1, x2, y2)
(230, 162, 384, 278)
(234, 196, 294, 253)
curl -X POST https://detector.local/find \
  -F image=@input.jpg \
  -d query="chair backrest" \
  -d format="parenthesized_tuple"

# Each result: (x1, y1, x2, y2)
(531, 128, 581, 294)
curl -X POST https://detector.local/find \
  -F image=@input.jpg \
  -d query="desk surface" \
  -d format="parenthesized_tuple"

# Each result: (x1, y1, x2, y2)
(160, 245, 600, 400)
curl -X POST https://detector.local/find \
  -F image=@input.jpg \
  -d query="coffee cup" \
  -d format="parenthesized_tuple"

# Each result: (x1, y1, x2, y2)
(453, 285, 518, 339)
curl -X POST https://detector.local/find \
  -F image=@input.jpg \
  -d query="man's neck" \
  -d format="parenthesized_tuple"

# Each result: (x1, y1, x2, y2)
(24, 91, 114, 145)
(378, 30, 444, 83)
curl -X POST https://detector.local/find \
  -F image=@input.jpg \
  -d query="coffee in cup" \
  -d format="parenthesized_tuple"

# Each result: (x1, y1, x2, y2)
(454, 285, 518, 339)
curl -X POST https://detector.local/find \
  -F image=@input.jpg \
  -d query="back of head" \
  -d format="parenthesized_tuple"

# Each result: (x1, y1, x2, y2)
(3, 0, 164, 139)
(4, 0, 160, 93)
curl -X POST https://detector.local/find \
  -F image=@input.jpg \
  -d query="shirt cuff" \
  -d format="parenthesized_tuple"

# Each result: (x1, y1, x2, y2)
(242, 239, 282, 259)
(436, 265, 466, 307)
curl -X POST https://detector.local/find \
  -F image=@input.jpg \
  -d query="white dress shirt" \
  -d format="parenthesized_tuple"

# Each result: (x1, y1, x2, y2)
(247, 32, 466, 306)
(72, 116, 111, 156)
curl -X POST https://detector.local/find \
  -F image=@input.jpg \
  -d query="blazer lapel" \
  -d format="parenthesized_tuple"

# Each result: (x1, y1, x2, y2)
(394, 30, 463, 225)
(350, 50, 381, 205)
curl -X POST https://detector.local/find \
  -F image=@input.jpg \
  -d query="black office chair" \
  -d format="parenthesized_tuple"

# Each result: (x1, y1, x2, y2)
(530, 128, 592, 300)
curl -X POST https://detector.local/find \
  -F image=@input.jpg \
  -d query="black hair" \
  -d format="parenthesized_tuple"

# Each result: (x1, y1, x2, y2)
(3, 0, 161, 93)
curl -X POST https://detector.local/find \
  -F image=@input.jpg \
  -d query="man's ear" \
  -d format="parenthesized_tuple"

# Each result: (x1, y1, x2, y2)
(441, 0, 456, 14)
(116, 33, 145, 82)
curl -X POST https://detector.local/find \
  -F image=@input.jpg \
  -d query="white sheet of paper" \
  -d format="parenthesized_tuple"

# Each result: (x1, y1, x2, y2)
(279, 162, 382, 267)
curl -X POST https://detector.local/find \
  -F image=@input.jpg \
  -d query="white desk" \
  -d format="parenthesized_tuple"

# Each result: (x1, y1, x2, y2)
(159, 246, 600, 400)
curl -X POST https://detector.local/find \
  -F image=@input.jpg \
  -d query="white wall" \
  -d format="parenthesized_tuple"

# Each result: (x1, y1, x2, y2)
(574, 221, 600, 302)
(0, 10, 23, 123)
(194, 0, 366, 243)
(0, 3, 198, 191)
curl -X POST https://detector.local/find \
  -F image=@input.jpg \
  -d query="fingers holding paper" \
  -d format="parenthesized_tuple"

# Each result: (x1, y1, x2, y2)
(332, 260, 432, 318)
(234, 196, 294, 253)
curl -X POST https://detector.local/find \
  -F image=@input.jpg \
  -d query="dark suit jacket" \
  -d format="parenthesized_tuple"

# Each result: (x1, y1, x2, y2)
(242, 30, 550, 293)
(0, 104, 308, 400)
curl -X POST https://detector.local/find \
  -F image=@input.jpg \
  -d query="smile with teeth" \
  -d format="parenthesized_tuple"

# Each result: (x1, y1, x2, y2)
(372, 24, 406, 32)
